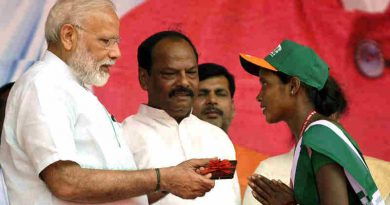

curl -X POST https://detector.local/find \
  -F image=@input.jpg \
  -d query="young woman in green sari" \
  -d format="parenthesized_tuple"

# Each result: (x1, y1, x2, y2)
(239, 40, 383, 205)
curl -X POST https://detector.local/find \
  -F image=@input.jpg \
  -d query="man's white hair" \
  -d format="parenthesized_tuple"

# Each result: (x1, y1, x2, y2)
(45, 0, 116, 43)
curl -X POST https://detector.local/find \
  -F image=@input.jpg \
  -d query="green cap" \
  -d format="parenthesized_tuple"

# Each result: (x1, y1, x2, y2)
(239, 40, 329, 90)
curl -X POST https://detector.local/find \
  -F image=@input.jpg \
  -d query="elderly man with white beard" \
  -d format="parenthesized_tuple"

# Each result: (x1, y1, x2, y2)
(0, 0, 215, 204)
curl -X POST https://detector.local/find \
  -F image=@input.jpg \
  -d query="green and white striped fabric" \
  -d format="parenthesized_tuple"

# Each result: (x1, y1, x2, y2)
(291, 120, 384, 205)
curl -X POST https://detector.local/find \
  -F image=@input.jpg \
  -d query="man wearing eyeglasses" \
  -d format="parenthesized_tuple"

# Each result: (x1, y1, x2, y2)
(0, 0, 215, 204)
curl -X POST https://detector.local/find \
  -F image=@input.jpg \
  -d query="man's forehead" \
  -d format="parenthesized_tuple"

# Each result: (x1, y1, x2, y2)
(151, 46, 197, 71)
(199, 76, 230, 89)
(152, 39, 196, 59)
(81, 8, 119, 30)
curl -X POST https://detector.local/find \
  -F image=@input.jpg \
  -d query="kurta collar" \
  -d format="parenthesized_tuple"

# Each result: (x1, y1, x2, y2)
(138, 104, 193, 126)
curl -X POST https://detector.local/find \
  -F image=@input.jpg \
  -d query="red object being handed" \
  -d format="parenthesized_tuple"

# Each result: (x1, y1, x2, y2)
(200, 159, 237, 180)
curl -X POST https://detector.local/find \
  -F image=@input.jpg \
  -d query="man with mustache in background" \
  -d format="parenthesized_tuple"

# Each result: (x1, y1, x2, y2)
(192, 63, 235, 133)
(122, 31, 241, 205)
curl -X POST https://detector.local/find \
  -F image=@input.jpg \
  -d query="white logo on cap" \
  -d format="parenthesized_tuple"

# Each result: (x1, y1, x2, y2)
(269, 44, 282, 57)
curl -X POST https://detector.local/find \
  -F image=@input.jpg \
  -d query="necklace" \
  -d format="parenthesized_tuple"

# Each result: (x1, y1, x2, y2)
(291, 110, 317, 189)
(298, 110, 317, 138)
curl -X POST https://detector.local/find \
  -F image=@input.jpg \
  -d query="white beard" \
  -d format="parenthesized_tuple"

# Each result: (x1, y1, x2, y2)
(68, 43, 115, 87)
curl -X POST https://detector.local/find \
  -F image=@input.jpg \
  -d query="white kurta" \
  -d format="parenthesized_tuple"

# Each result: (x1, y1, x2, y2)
(122, 104, 241, 205)
(242, 148, 294, 205)
(0, 168, 9, 205)
(0, 51, 148, 205)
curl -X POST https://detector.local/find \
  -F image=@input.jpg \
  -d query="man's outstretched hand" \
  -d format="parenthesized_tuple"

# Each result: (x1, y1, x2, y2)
(160, 158, 215, 199)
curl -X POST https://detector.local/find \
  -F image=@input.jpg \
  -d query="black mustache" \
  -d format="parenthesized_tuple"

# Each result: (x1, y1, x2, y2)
(202, 106, 223, 116)
(168, 87, 194, 98)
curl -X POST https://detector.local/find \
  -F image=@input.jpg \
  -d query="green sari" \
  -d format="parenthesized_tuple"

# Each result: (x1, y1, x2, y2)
(291, 120, 384, 205)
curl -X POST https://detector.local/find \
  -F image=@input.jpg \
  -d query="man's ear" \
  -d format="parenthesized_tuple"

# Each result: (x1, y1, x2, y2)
(289, 77, 301, 95)
(139, 67, 150, 91)
(60, 24, 77, 51)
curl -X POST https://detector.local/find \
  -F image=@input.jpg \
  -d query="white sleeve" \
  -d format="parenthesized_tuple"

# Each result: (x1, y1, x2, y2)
(0, 168, 9, 205)
(16, 81, 78, 176)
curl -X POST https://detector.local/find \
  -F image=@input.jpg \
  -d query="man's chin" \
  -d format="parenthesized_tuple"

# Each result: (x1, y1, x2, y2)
(203, 117, 222, 128)
(89, 73, 110, 87)
(168, 106, 192, 121)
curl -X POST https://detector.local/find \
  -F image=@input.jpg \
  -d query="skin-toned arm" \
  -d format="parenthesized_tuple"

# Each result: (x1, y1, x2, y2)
(147, 164, 214, 204)
(40, 159, 215, 203)
(147, 191, 168, 204)
(315, 163, 349, 205)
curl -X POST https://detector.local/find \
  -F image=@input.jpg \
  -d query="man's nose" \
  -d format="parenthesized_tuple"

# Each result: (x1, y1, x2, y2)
(206, 93, 217, 105)
(256, 90, 262, 102)
(108, 43, 121, 60)
(177, 72, 190, 87)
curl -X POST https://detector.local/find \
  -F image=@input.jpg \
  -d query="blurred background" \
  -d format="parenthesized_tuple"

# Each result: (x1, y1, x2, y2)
(1, 0, 389, 196)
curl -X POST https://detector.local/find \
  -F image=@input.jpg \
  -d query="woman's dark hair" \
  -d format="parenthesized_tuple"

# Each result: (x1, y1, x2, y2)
(306, 76, 347, 116)
(275, 72, 347, 117)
